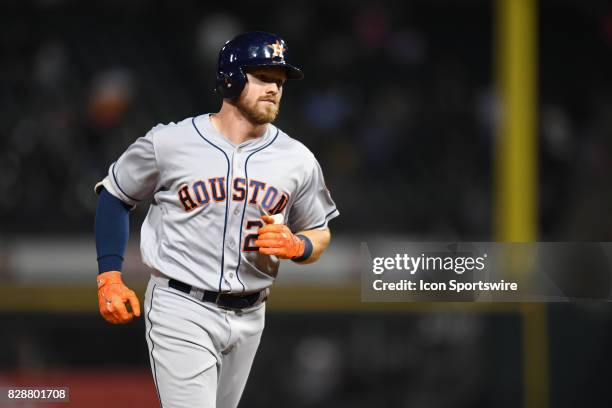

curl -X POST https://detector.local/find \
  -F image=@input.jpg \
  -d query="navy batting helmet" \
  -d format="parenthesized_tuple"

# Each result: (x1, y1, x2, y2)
(214, 31, 304, 99)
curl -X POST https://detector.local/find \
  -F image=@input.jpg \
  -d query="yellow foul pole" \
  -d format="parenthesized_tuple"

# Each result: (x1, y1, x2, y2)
(495, 0, 537, 241)
(495, 1, 548, 408)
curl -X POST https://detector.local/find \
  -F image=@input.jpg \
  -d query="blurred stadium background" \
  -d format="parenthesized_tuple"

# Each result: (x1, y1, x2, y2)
(1, 0, 612, 406)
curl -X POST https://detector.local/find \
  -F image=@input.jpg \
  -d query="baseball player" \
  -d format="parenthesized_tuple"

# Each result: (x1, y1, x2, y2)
(94, 31, 338, 408)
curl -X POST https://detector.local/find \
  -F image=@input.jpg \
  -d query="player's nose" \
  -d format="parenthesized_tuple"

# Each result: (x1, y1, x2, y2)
(266, 84, 279, 94)
(267, 80, 282, 94)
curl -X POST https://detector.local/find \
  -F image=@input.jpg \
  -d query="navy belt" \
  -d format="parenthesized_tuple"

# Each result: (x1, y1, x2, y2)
(168, 279, 265, 310)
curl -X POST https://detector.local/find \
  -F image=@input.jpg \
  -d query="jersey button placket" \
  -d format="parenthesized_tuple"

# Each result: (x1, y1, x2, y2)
(226, 148, 246, 289)
(232, 150, 244, 219)
(222, 148, 239, 291)
(233, 150, 243, 175)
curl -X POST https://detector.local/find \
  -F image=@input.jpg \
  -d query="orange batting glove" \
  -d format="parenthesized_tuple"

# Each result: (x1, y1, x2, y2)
(97, 271, 141, 324)
(255, 215, 305, 259)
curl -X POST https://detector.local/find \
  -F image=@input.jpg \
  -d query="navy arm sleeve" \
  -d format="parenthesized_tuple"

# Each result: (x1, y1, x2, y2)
(95, 187, 131, 274)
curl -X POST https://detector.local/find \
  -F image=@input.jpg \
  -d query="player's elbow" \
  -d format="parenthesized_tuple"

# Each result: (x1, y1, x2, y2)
(319, 228, 331, 249)
(313, 227, 331, 255)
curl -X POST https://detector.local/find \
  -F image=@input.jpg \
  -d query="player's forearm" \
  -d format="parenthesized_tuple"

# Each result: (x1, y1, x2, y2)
(95, 188, 131, 273)
(294, 228, 331, 264)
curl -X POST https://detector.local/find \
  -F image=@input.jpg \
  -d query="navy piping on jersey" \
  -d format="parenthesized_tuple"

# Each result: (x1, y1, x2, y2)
(308, 207, 339, 230)
(111, 162, 141, 202)
(147, 284, 164, 408)
(192, 116, 232, 293)
(234, 128, 280, 292)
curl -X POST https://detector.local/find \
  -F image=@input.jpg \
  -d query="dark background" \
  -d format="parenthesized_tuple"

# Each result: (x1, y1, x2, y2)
(2, 0, 612, 407)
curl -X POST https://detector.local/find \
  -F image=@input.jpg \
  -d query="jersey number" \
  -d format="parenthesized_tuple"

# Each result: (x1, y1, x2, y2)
(243, 220, 264, 252)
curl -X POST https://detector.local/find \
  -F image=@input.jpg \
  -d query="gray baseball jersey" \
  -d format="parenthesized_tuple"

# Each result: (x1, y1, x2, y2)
(95, 113, 339, 293)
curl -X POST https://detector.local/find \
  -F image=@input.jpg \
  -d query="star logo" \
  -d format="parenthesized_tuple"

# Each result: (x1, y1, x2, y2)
(267, 40, 285, 60)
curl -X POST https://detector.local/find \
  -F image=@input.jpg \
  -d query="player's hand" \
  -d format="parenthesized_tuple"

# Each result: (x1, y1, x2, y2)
(97, 271, 141, 324)
(255, 216, 305, 259)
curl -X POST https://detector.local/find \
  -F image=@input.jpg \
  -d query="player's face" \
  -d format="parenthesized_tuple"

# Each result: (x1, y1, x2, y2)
(236, 66, 287, 125)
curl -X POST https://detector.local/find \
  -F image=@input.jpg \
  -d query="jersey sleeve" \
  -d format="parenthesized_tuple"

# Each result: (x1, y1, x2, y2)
(288, 156, 339, 232)
(94, 130, 160, 208)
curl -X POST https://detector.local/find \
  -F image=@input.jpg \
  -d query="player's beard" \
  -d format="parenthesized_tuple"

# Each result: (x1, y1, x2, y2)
(235, 96, 280, 125)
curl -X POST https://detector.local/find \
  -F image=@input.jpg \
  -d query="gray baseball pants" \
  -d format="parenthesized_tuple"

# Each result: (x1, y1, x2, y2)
(144, 274, 266, 408)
